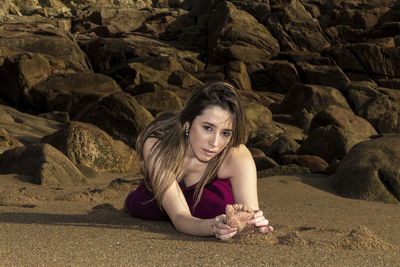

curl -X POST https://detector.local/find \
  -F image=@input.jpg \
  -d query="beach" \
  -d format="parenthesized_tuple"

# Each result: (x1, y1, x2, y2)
(1, 173, 399, 266)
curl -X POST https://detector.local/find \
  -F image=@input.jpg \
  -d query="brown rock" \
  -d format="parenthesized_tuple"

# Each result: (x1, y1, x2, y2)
(254, 156, 279, 171)
(225, 61, 252, 91)
(135, 89, 183, 116)
(310, 105, 378, 137)
(276, 83, 352, 120)
(27, 72, 121, 116)
(346, 81, 400, 133)
(41, 121, 139, 173)
(298, 125, 371, 162)
(333, 134, 400, 204)
(0, 143, 86, 185)
(76, 92, 154, 148)
(278, 154, 329, 173)
(208, 1, 279, 64)
(249, 60, 299, 94)
(0, 128, 24, 154)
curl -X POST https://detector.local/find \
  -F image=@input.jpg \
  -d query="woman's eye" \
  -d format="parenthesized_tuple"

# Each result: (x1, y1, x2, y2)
(203, 125, 212, 131)
(222, 131, 231, 137)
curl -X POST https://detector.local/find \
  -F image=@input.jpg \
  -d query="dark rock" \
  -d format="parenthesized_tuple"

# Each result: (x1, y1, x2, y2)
(0, 143, 86, 185)
(41, 121, 139, 173)
(278, 154, 329, 173)
(333, 134, 400, 204)
(76, 92, 154, 148)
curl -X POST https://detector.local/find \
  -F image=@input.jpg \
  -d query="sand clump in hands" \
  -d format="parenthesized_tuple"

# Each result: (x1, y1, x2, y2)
(225, 203, 255, 237)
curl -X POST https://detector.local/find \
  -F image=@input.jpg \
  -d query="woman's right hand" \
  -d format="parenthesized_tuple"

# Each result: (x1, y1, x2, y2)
(210, 214, 237, 240)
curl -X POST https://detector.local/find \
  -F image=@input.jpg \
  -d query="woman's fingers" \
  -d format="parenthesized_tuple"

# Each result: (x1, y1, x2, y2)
(212, 215, 237, 240)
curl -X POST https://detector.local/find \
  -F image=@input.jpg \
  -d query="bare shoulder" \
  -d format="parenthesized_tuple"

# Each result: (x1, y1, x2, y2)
(142, 137, 159, 159)
(218, 144, 256, 178)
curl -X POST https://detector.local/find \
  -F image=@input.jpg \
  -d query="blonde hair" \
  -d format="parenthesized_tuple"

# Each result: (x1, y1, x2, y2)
(136, 81, 247, 210)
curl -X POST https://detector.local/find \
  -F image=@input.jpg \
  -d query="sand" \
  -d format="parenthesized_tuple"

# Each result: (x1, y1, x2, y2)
(1, 172, 399, 266)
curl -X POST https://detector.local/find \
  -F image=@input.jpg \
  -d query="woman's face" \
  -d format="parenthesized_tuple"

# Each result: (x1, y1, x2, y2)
(186, 106, 233, 163)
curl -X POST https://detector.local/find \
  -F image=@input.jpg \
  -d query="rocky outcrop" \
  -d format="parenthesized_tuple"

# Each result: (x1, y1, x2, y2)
(0, 0, 400, 204)
(76, 92, 154, 148)
(333, 135, 400, 204)
(41, 121, 139, 173)
(0, 143, 86, 185)
(0, 128, 24, 154)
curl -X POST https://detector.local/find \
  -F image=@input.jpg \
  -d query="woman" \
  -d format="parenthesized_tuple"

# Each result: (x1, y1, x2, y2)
(125, 81, 273, 240)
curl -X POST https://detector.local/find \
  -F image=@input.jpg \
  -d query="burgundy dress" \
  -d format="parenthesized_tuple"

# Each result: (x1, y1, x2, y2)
(125, 178, 234, 220)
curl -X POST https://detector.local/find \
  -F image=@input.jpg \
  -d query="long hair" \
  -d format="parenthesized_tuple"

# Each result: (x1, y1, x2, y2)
(136, 81, 248, 210)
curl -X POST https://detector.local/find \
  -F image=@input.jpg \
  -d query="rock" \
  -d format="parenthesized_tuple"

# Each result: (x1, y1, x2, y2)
(350, 43, 400, 78)
(333, 134, 400, 204)
(346, 81, 400, 133)
(208, 1, 279, 64)
(41, 121, 139, 173)
(254, 156, 279, 171)
(0, 128, 24, 154)
(266, 0, 329, 52)
(298, 125, 371, 162)
(249, 60, 299, 94)
(168, 70, 203, 89)
(266, 135, 301, 160)
(278, 154, 329, 173)
(87, 8, 153, 35)
(276, 83, 352, 128)
(76, 92, 154, 148)
(0, 104, 63, 145)
(0, 143, 86, 185)
(310, 105, 378, 137)
(135, 89, 183, 116)
(225, 61, 252, 91)
(296, 63, 350, 91)
(0, 28, 90, 72)
(27, 72, 122, 116)
(244, 101, 283, 141)
(257, 165, 311, 178)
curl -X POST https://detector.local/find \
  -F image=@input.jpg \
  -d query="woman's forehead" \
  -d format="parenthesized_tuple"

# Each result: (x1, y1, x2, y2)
(195, 106, 233, 128)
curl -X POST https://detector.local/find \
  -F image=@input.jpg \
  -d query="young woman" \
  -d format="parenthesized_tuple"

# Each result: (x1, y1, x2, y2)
(125, 81, 273, 240)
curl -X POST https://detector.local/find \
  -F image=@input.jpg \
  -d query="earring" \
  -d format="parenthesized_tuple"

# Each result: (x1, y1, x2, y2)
(184, 122, 190, 136)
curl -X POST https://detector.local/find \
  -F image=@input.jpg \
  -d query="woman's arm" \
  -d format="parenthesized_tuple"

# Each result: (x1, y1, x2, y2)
(161, 179, 237, 239)
(142, 138, 237, 240)
(221, 144, 273, 233)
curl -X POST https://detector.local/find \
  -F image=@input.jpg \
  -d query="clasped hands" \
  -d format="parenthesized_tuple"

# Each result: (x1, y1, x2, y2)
(210, 204, 273, 241)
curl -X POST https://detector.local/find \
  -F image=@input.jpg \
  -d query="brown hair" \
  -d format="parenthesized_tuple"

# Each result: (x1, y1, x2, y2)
(136, 81, 247, 210)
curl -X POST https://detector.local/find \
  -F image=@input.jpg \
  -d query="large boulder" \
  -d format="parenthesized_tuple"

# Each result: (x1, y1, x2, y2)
(208, 1, 279, 64)
(86, 8, 153, 36)
(76, 92, 154, 148)
(346, 81, 400, 134)
(0, 143, 86, 185)
(26, 72, 122, 116)
(298, 125, 371, 162)
(0, 29, 90, 72)
(299, 105, 377, 162)
(310, 105, 378, 136)
(333, 134, 400, 204)
(249, 60, 299, 94)
(275, 83, 352, 129)
(41, 121, 139, 173)
(265, 0, 329, 52)
(0, 128, 24, 154)
(135, 89, 183, 116)
(0, 104, 63, 145)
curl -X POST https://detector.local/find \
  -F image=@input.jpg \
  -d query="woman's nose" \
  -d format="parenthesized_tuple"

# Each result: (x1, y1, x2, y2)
(209, 133, 219, 147)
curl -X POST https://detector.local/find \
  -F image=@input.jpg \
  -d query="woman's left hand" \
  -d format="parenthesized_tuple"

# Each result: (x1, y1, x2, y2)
(248, 210, 273, 234)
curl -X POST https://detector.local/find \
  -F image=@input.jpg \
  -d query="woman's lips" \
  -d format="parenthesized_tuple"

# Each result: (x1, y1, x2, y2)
(203, 149, 216, 156)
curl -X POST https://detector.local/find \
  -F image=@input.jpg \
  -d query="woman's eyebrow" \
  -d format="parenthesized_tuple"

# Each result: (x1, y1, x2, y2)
(202, 122, 233, 132)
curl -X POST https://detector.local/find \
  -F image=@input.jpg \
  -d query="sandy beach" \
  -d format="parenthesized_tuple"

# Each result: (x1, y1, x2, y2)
(1, 172, 399, 266)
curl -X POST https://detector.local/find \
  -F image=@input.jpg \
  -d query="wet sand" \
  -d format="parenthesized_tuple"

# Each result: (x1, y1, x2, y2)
(1, 173, 399, 266)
